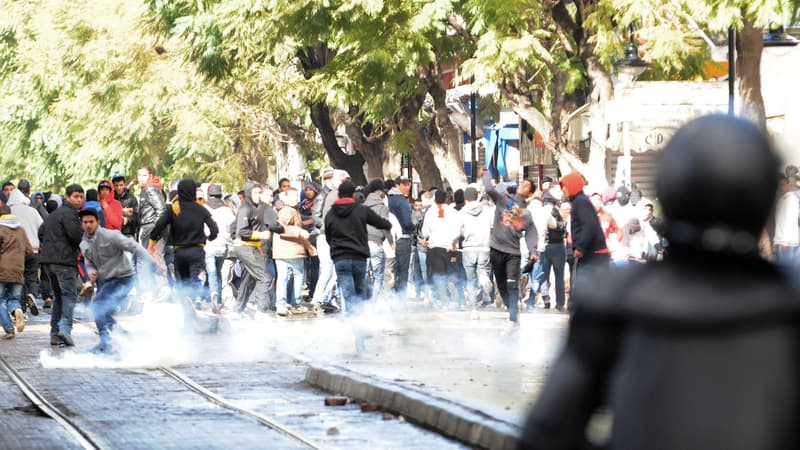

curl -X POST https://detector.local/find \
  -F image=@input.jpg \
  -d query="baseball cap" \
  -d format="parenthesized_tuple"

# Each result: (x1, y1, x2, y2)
(395, 175, 411, 184)
(98, 180, 113, 191)
(208, 184, 223, 197)
(111, 173, 126, 182)
(322, 168, 335, 179)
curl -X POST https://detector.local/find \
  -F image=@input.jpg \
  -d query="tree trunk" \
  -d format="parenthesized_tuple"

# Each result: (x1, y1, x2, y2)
(344, 112, 388, 181)
(580, 45, 614, 187)
(423, 64, 468, 188)
(397, 90, 443, 190)
(309, 102, 367, 185)
(736, 17, 766, 129)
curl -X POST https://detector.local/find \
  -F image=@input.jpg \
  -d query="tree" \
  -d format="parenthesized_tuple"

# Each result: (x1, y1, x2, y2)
(0, 0, 257, 190)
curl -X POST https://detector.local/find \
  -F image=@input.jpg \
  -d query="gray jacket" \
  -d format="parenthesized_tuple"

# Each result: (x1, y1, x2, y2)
(363, 192, 391, 244)
(81, 228, 151, 282)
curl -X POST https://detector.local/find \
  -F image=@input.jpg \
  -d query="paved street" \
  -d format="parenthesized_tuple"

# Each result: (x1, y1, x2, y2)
(0, 300, 569, 449)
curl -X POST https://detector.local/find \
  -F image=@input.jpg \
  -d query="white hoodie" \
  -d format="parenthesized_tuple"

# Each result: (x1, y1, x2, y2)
(6, 189, 43, 251)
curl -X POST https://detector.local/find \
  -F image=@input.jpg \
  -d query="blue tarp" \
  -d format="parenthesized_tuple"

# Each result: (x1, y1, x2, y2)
(485, 124, 519, 179)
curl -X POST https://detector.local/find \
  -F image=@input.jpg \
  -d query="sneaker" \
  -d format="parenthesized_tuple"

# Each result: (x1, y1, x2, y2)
(50, 334, 61, 346)
(89, 342, 113, 355)
(555, 305, 566, 313)
(501, 321, 520, 335)
(26, 294, 39, 316)
(292, 305, 309, 314)
(13, 309, 25, 332)
(57, 330, 75, 347)
(2, 331, 14, 340)
(276, 305, 289, 317)
(542, 298, 551, 309)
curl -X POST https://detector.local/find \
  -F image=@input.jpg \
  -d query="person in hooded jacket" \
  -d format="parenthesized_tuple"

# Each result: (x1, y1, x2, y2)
(363, 178, 393, 299)
(273, 188, 316, 316)
(83, 189, 107, 228)
(232, 182, 274, 314)
(519, 114, 800, 450)
(98, 179, 123, 232)
(149, 179, 218, 303)
(0, 205, 34, 339)
(560, 172, 609, 293)
(18, 180, 48, 220)
(324, 181, 391, 313)
(6, 189, 43, 314)
(458, 187, 494, 316)
(300, 181, 323, 298)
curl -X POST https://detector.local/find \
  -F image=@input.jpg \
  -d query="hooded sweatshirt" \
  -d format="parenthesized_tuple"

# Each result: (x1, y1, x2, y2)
(560, 172, 608, 255)
(6, 189, 43, 251)
(324, 198, 392, 261)
(363, 191, 391, 244)
(98, 180, 123, 231)
(273, 206, 312, 260)
(0, 215, 33, 283)
(482, 171, 537, 255)
(459, 201, 493, 252)
(150, 179, 218, 247)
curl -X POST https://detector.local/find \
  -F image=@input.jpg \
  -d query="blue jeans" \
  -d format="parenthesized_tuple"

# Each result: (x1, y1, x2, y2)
(538, 243, 567, 307)
(394, 237, 412, 298)
(0, 283, 22, 333)
(205, 251, 225, 301)
(462, 250, 492, 306)
(276, 258, 305, 308)
(45, 264, 79, 336)
(368, 243, 385, 299)
(312, 235, 337, 304)
(93, 276, 135, 342)
(334, 258, 367, 313)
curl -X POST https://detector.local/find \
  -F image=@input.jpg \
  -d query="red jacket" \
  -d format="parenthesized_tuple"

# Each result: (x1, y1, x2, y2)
(99, 179, 123, 231)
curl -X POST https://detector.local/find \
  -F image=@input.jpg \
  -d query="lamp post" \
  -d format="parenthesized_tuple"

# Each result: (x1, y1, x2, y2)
(614, 25, 650, 189)
(615, 26, 650, 82)
(470, 76, 477, 183)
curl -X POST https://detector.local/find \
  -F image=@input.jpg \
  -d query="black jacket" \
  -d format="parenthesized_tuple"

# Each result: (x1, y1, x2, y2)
(115, 188, 140, 237)
(150, 180, 218, 247)
(324, 198, 391, 261)
(570, 191, 607, 255)
(519, 249, 800, 450)
(139, 182, 166, 226)
(38, 201, 83, 266)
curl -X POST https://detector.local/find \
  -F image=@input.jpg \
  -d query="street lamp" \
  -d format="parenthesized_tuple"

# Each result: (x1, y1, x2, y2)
(614, 25, 650, 189)
(615, 25, 650, 81)
(763, 24, 798, 47)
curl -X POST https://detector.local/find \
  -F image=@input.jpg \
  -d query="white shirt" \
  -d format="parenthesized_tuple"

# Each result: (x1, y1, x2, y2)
(775, 191, 800, 247)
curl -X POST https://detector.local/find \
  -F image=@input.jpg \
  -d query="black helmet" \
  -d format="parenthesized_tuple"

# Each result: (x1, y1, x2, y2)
(657, 114, 779, 252)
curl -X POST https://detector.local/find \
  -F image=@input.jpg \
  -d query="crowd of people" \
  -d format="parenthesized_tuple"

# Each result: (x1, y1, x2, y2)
(0, 161, 675, 352)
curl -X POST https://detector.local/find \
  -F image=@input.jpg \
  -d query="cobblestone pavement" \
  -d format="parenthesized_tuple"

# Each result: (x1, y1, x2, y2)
(0, 305, 469, 449)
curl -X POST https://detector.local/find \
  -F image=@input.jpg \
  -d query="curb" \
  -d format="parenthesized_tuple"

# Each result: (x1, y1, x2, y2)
(304, 365, 520, 450)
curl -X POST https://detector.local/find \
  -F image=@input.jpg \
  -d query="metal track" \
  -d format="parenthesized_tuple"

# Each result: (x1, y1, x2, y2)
(159, 367, 324, 450)
(0, 355, 101, 450)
